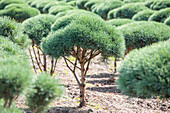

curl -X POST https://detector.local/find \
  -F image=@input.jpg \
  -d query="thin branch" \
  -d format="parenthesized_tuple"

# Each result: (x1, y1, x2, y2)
(29, 48, 37, 73)
(8, 98, 12, 108)
(32, 41, 42, 72)
(64, 57, 81, 70)
(3, 98, 8, 108)
(53, 59, 57, 73)
(43, 54, 47, 71)
(84, 51, 93, 76)
(50, 58, 54, 75)
(84, 51, 101, 64)
(37, 49, 43, 66)
(63, 57, 81, 86)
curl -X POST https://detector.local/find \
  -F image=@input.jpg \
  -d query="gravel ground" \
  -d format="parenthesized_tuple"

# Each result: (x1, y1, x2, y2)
(15, 55, 170, 113)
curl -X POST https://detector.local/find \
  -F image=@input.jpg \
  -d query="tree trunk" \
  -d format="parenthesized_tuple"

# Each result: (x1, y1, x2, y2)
(79, 63, 86, 107)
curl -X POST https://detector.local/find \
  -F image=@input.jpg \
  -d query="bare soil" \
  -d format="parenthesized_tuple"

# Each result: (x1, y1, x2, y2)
(15, 55, 170, 113)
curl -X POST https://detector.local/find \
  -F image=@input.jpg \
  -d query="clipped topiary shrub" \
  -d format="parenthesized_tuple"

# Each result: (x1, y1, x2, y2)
(84, 0, 104, 10)
(23, 14, 56, 46)
(148, 8, 170, 23)
(26, 73, 63, 113)
(41, 13, 125, 107)
(123, 0, 149, 3)
(132, 10, 155, 21)
(164, 16, 170, 26)
(0, 0, 25, 10)
(114, 3, 148, 19)
(35, 0, 53, 13)
(23, 14, 57, 74)
(94, 0, 124, 19)
(76, 0, 89, 9)
(0, 16, 30, 47)
(106, 19, 134, 27)
(0, 4, 40, 22)
(117, 21, 170, 54)
(117, 40, 170, 98)
(49, 5, 74, 15)
(0, 55, 32, 108)
(145, 0, 170, 10)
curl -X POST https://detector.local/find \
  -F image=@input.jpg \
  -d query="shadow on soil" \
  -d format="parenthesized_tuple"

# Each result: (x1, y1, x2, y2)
(86, 73, 114, 78)
(46, 107, 93, 113)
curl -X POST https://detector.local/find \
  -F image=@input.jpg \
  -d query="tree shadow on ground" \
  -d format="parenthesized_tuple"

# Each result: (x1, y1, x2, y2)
(86, 86, 121, 93)
(86, 73, 113, 78)
(46, 107, 93, 113)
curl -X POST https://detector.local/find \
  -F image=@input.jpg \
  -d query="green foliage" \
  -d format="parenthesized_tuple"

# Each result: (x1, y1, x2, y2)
(26, 73, 63, 113)
(0, 99, 23, 113)
(0, 16, 30, 48)
(106, 19, 134, 27)
(23, 14, 56, 46)
(94, 0, 124, 19)
(0, 0, 25, 10)
(148, 8, 170, 23)
(107, 9, 117, 19)
(35, 0, 53, 13)
(114, 3, 148, 19)
(145, 0, 170, 10)
(164, 16, 170, 26)
(132, 10, 155, 21)
(0, 55, 32, 100)
(76, 0, 89, 9)
(41, 13, 125, 58)
(0, 4, 40, 22)
(117, 40, 170, 98)
(117, 21, 170, 51)
(123, 0, 149, 3)
(49, 5, 74, 15)
(84, 0, 104, 10)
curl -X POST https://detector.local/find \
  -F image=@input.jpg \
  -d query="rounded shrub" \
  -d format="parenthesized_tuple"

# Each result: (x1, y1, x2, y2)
(123, 0, 149, 3)
(132, 10, 155, 21)
(0, 16, 30, 47)
(0, 0, 25, 10)
(35, 0, 53, 13)
(26, 73, 63, 113)
(117, 21, 170, 53)
(0, 55, 32, 102)
(84, 0, 104, 10)
(148, 8, 170, 23)
(114, 3, 148, 19)
(43, 1, 69, 13)
(117, 40, 170, 98)
(0, 4, 40, 22)
(145, 0, 170, 10)
(164, 16, 170, 26)
(94, 0, 124, 19)
(106, 19, 134, 27)
(49, 5, 74, 15)
(23, 14, 56, 46)
(76, 0, 89, 9)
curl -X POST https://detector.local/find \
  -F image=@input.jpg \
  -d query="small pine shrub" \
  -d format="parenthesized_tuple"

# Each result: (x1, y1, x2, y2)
(114, 3, 148, 19)
(0, 16, 30, 47)
(23, 14, 56, 46)
(35, 0, 53, 13)
(76, 0, 89, 9)
(145, 0, 170, 10)
(0, 0, 25, 10)
(0, 55, 32, 105)
(117, 21, 170, 53)
(164, 16, 170, 26)
(26, 73, 63, 113)
(0, 4, 40, 22)
(49, 5, 74, 15)
(149, 8, 170, 23)
(106, 19, 134, 27)
(117, 40, 170, 98)
(132, 10, 155, 21)
(95, 0, 124, 19)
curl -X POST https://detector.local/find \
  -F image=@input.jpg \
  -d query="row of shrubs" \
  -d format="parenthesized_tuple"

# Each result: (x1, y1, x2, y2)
(76, 0, 170, 25)
(0, 16, 63, 113)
